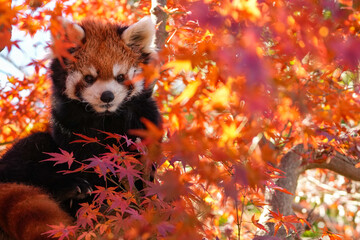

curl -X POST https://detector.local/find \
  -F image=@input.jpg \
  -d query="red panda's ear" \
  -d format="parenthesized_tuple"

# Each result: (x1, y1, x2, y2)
(122, 16, 156, 53)
(53, 17, 85, 45)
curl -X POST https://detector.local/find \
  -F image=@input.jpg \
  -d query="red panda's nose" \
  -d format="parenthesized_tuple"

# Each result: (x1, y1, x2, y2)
(100, 91, 115, 103)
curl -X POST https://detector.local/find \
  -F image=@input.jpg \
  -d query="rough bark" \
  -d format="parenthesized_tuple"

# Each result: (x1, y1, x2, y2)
(256, 144, 305, 239)
(255, 144, 360, 239)
(304, 151, 360, 180)
(151, 0, 168, 50)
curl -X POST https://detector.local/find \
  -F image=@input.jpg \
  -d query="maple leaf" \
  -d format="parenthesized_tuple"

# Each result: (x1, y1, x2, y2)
(49, 38, 77, 66)
(108, 193, 130, 213)
(0, 26, 12, 52)
(92, 186, 117, 204)
(163, 59, 192, 75)
(70, 133, 100, 146)
(116, 161, 142, 191)
(48, 17, 80, 66)
(134, 62, 160, 89)
(57, 164, 86, 175)
(331, 36, 360, 69)
(102, 145, 141, 166)
(96, 129, 122, 142)
(42, 148, 75, 169)
(43, 223, 77, 240)
(251, 215, 268, 233)
(76, 203, 101, 229)
(121, 134, 135, 147)
(221, 177, 238, 201)
(77, 231, 97, 240)
(129, 117, 163, 145)
(145, 169, 193, 201)
(267, 210, 300, 236)
(296, 216, 312, 230)
(187, 1, 225, 29)
(266, 181, 293, 195)
(131, 138, 147, 154)
(84, 155, 117, 180)
(125, 208, 143, 221)
(157, 221, 175, 236)
(26, 59, 47, 74)
(172, 78, 202, 105)
(321, 227, 344, 240)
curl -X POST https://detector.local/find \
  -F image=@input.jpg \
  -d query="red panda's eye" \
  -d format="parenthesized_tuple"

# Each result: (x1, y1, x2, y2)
(84, 75, 96, 84)
(115, 74, 125, 83)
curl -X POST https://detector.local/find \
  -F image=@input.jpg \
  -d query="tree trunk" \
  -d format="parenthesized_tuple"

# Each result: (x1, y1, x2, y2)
(255, 144, 360, 239)
(256, 144, 305, 239)
(151, 0, 168, 50)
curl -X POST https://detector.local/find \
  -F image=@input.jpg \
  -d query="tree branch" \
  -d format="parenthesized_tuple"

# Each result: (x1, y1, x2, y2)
(255, 143, 360, 239)
(0, 54, 27, 76)
(256, 144, 305, 239)
(304, 152, 360, 181)
(151, 0, 168, 50)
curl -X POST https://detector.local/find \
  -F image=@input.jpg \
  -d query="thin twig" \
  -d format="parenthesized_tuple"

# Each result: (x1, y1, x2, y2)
(0, 141, 14, 146)
(0, 54, 27, 75)
(234, 194, 240, 240)
(239, 189, 247, 240)
(235, 187, 247, 240)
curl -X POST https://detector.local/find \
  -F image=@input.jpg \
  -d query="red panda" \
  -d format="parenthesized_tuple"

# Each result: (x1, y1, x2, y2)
(0, 16, 161, 240)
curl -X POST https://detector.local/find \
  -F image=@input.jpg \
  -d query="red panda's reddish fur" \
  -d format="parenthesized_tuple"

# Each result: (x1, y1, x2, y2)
(0, 183, 72, 240)
(70, 19, 139, 80)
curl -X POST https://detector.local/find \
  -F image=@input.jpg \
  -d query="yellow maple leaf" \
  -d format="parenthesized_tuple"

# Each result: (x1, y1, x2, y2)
(173, 79, 202, 105)
(163, 60, 192, 75)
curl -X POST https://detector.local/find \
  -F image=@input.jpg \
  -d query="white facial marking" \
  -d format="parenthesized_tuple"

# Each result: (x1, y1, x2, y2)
(82, 79, 128, 113)
(65, 71, 82, 100)
(128, 67, 136, 80)
(88, 65, 97, 77)
(76, 64, 147, 113)
(113, 63, 127, 77)
(127, 67, 144, 98)
(130, 79, 144, 98)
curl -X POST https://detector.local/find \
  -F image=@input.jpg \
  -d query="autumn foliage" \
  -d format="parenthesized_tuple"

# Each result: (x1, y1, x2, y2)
(2, 0, 360, 239)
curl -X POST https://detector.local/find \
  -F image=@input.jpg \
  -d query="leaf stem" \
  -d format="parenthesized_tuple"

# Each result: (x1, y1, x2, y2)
(235, 188, 247, 240)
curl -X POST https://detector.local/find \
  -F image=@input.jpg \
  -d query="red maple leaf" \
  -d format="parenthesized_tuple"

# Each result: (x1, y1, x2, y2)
(321, 227, 344, 240)
(96, 129, 122, 142)
(266, 181, 294, 195)
(76, 203, 101, 229)
(129, 117, 163, 145)
(267, 210, 299, 236)
(92, 186, 117, 204)
(157, 221, 175, 236)
(121, 134, 135, 147)
(116, 161, 142, 191)
(84, 156, 117, 180)
(43, 223, 77, 240)
(42, 148, 74, 168)
(108, 193, 130, 213)
(251, 215, 268, 233)
(70, 133, 101, 146)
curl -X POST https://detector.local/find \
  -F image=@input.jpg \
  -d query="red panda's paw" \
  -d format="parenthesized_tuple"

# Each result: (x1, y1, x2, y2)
(54, 177, 93, 202)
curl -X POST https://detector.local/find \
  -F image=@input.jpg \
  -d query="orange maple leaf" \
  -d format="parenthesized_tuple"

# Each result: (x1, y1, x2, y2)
(251, 215, 268, 233)
(129, 117, 163, 145)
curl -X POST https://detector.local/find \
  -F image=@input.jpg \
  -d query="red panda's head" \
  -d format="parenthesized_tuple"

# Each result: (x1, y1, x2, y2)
(51, 17, 156, 114)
